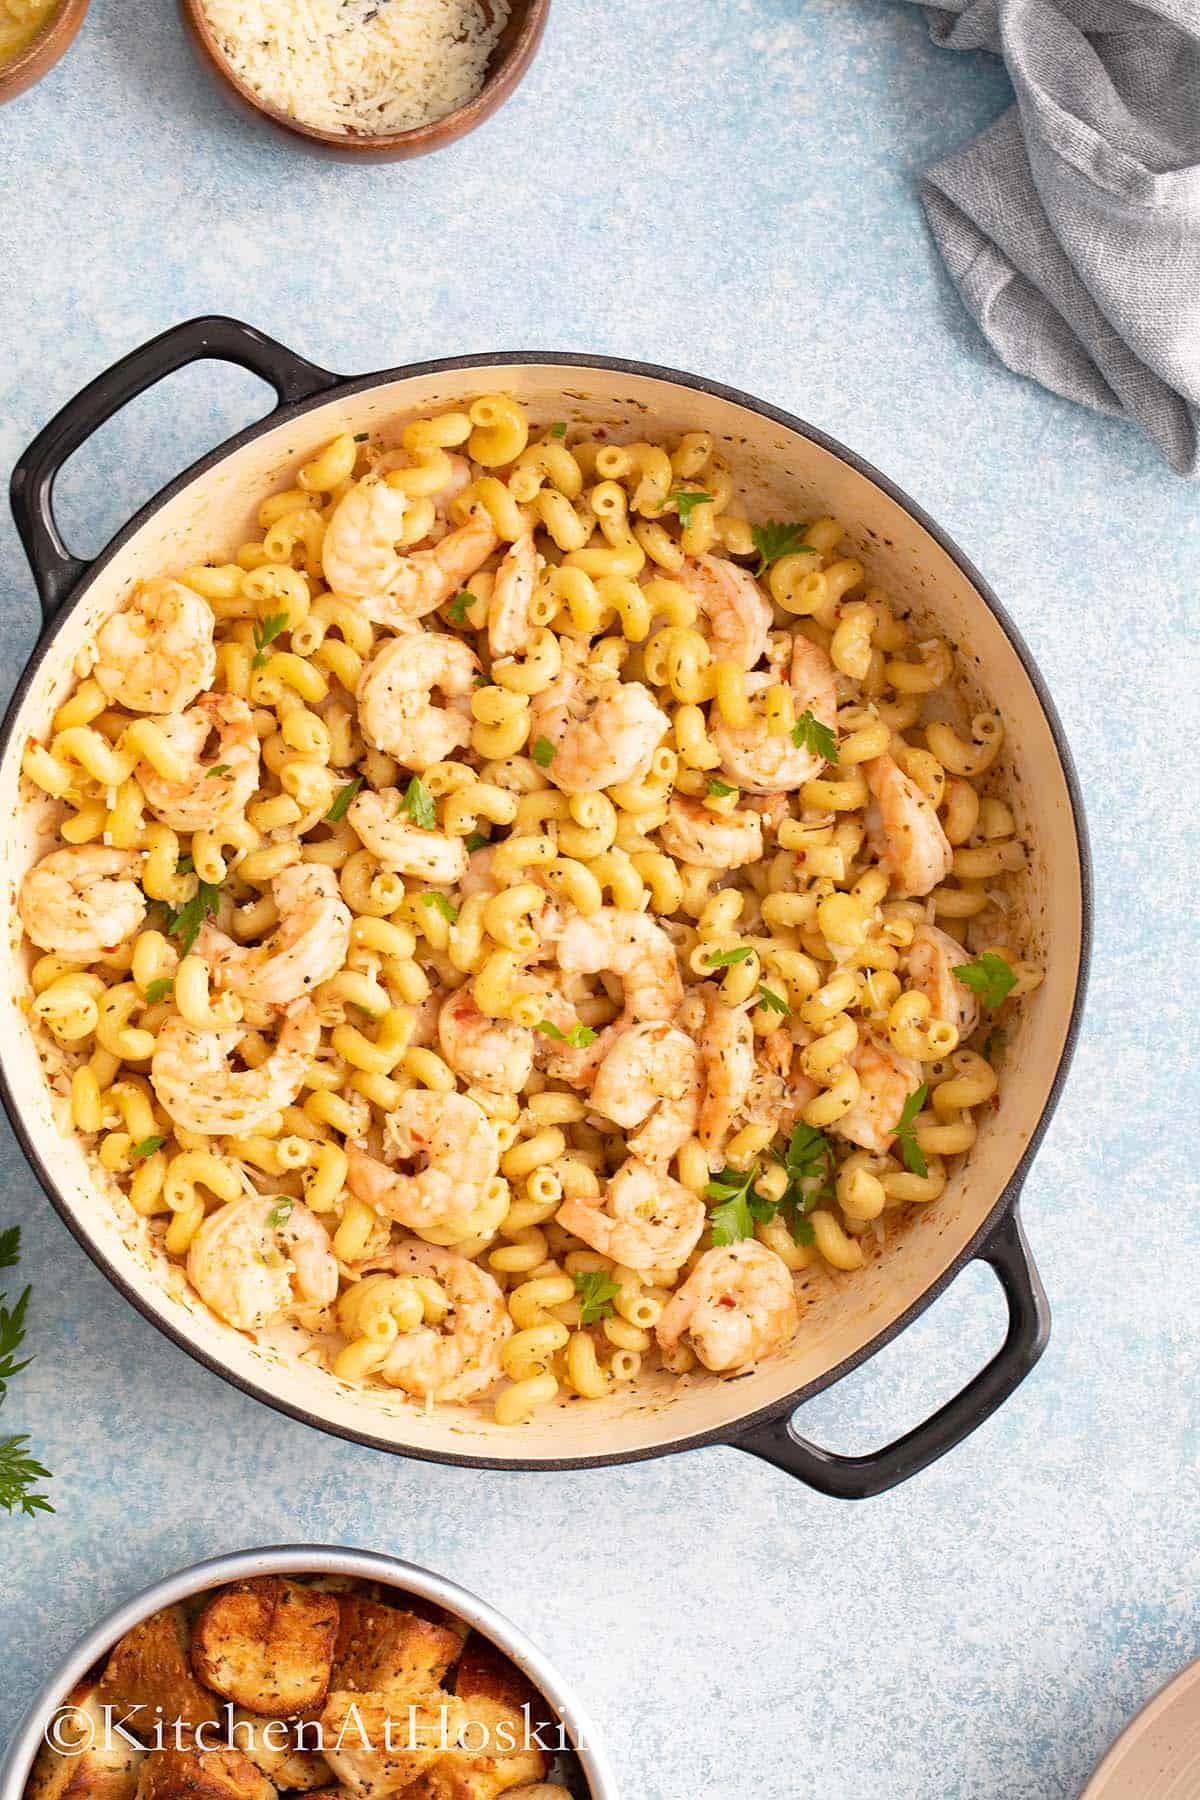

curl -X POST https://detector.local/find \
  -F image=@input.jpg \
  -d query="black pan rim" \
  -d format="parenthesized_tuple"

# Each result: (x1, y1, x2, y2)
(0, 344, 1093, 1473)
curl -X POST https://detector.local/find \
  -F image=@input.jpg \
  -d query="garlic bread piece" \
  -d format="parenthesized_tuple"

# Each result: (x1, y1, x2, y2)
(26, 1679, 144, 1800)
(330, 1598, 461, 1699)
(95, 1606, 222, 1740)
(134, 1750, 275, 1800)
(191, 1580, 339, 1718)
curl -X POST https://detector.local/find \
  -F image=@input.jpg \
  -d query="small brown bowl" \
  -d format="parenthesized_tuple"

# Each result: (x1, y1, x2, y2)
(0, 0, 89, 105)
(179, 0, 549, 160)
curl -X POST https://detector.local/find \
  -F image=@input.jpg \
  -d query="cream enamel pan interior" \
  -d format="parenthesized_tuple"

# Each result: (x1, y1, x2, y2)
(1, 319, 1091, 1494)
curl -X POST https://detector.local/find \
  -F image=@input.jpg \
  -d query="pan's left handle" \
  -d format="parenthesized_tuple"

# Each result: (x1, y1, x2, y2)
(10, 316, 341, 621)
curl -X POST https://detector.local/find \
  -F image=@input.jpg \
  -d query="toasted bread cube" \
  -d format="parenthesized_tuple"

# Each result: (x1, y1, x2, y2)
(330, 1600, 460, 1700)
(450, 1640, 542, 1721)
(26, 1680, 144, 1800)
(95, 1607, 222, 1740)
(229, 1715, 331, 1792)
(319, 1691, 467, 1799)
(134, 1750, 275, 1800)
(192, 1580, 339, 1718)
(417, 1695, 548, 1800)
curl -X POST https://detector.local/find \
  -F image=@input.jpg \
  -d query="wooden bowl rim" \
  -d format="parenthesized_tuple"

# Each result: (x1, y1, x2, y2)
(179, 0, 549, 155)
(0, 0, 90, 100)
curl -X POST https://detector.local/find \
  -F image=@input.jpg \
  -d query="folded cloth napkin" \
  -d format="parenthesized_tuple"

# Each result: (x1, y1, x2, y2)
(908, 0, 1200, 473)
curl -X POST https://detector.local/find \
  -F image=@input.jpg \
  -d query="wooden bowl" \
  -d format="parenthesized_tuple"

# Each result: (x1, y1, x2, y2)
(0, 0, 90, 105)
(179, 0, 550, 159)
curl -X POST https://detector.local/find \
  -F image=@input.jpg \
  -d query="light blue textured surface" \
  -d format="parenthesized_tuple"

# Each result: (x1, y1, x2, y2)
(1, 3, 1198, 1796)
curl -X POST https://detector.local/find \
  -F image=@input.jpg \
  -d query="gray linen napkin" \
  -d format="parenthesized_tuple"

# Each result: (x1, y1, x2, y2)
(909, 0, 1200, 473)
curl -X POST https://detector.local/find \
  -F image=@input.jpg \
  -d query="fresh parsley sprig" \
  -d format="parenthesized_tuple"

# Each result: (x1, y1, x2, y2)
(163, 879, 222, 957)
(422, 891, 459, 925)
(704, 1164, 774, 1246)
(704, 946, 752, 970)
(251, 611, 289, 669)
(791, 709, 837, 762)
(531, 736, 556, 768)
(130, 1135, 166, 1162)
(707, 776, 736, 798)
(400, 777, 436, 830)
(326, 777, 364, 823)
(671, 489, 713, 529)
(772, 1121, 835, 1244)
(894, 1084, 929, 1178)
(445, 590, 475, 627)
(952, 952, 1017, 1010)
(267, 1198, 294, 1229)
(756, 984, 789, 1016)
(574, 1269, 621, 1325)
(0, 1227, 53, 1518)
(751, 521, 815, 577)
(535, 1019, 597, 1050)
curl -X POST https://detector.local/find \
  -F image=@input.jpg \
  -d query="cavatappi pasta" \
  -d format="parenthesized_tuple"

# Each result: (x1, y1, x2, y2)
(17, 397, 1042, 1426)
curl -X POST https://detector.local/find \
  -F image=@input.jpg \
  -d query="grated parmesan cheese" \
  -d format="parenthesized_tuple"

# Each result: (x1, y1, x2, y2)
(201, 0, 512, 136)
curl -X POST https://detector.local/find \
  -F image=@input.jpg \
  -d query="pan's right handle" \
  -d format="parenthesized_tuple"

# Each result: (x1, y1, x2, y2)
(10, 316, 341, 621)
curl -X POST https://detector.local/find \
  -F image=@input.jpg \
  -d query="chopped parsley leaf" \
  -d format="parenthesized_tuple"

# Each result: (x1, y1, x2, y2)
(326, 776, 364, 823)
(671, 489, 713, 529)
(791, 709, 837, 762)
(535, 1019, 597, 1050)
(952, 952, 1018, 1010)
(163, 880, 222, 957)
(704, 946, 753, 969)
(251, 611, 289, 669)
(751, 521, 815, 577)
(422, 891, 458, 924)
(130, 1135, 166, 1162)
(400, 776, 436, 831)
(574, 1269, 621, 1324)
(894, 1084, 929, 1178)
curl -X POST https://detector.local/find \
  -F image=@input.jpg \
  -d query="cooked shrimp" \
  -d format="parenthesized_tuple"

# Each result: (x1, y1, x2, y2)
(137, 692, 259, 832)
(347, 787, 468, 883)
(712, 635, 837, 792)
(739, 1027, 818, 1134)
(323, 478, 497, 626)
(19, 846, 145, 956)
(864, 754, 953, 897)
(556, 908, 683, 1024)
(659, 796, 763, 870)
(556, 1157, 705, 1272)
(675, 554, 771, 669)
(356, 1240, 512, 1403)
(487, 531, 540, 657)
(656, 1240, 799, 1373)
(438, 984, 534, 1093)
(529, 669, 668, 795)
(199, 864, 351, 1007)
(357, 631, 479, 771)
(907, 922, 980, 1039)
(345, 1091, 500, 1235)
(588, 1022, 702, 1165)
(186, 1194, 337, 1333)
(150, 998, 320, 1136)
(697, 988, 755, 1151)
(527, 982, 614, 1089)
(93, 578, 216, 714)
(833, 1031, 923, 1154)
